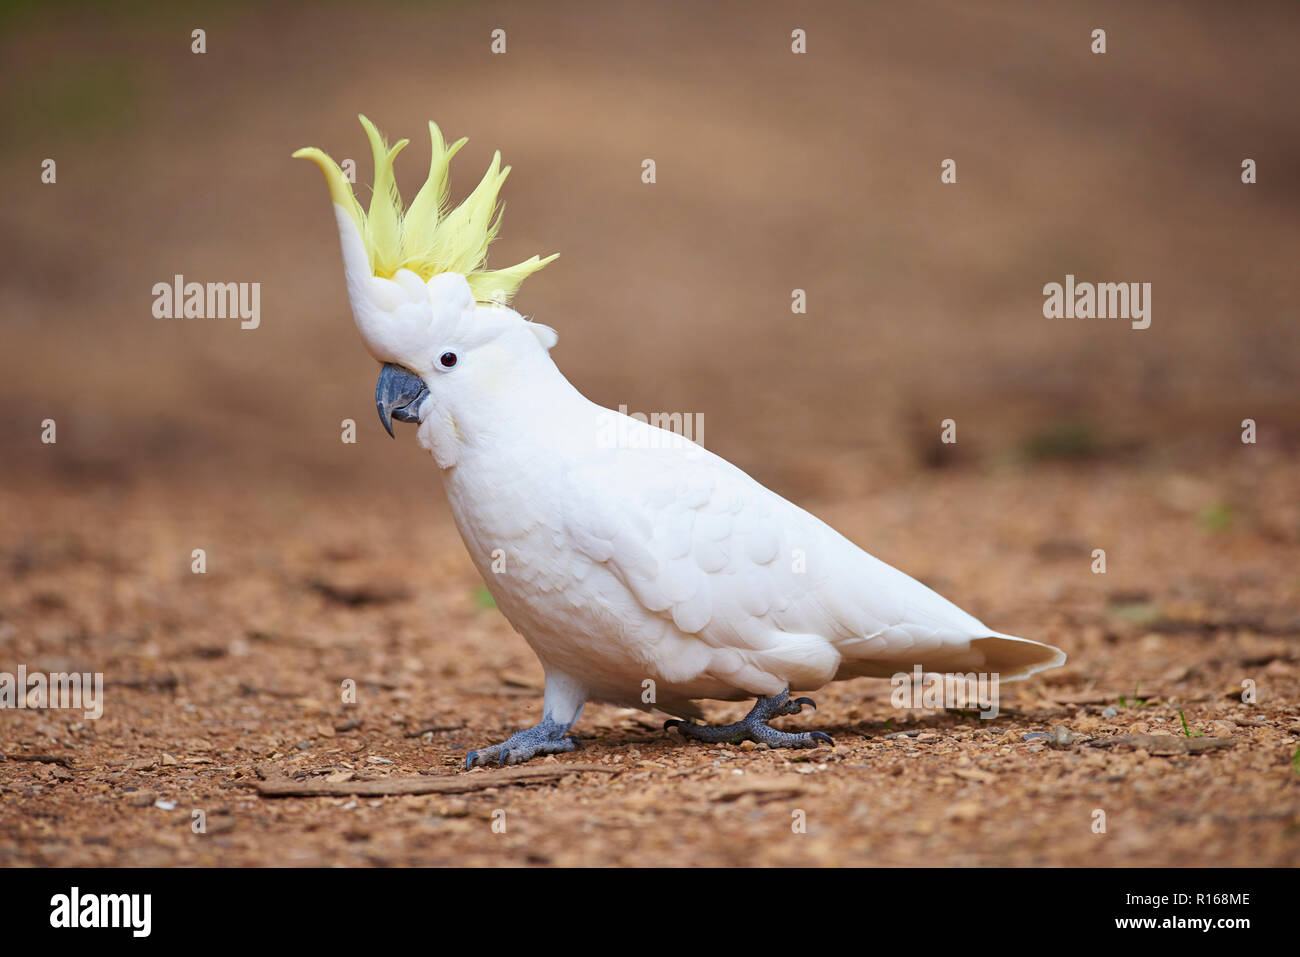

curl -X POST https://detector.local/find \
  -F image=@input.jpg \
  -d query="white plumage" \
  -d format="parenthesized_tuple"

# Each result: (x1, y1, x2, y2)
(424, 308, 1065, 733)
(294, 117, 1066, 764)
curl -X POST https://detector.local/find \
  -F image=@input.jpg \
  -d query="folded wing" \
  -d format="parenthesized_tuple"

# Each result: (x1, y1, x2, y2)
(561, 432, 1064, 698)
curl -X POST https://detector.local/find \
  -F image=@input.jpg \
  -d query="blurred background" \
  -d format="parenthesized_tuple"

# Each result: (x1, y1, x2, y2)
(2, 0, 1299, 868)
(2, 0, 1297, 498)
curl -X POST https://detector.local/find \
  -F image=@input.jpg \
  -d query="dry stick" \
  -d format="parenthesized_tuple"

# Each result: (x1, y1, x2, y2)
(252, 762, 619, 797)
(0, 754, 76, 768)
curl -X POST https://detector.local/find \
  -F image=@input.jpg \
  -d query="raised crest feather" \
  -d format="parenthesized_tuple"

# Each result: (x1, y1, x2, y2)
(294, 116, 557, 305)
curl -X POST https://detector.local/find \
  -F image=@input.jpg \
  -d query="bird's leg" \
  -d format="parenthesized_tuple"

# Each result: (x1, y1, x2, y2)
(465, 714, 578, 769)
(465, 672, 587, 770)
(665, 689, 834, 749)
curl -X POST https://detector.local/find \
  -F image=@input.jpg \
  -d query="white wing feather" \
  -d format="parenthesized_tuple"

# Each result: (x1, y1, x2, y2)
(558, 430, 1063, 704)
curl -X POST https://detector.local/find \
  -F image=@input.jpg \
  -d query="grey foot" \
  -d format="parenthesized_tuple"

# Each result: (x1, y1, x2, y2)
(465, 715, 578, 769)
(665, 689, 834, 749)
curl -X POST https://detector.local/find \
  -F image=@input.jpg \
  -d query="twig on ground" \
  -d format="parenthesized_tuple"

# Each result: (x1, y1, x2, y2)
(252, 762, 619, 797)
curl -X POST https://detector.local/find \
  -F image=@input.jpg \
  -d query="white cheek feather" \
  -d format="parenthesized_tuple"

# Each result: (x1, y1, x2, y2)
(416, 401, 461, 470)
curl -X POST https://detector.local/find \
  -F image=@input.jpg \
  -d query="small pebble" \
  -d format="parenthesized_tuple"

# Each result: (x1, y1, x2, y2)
(1052, 725, 1076, 744)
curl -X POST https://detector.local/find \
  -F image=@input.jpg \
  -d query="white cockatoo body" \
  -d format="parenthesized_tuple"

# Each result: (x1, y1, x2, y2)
(296, 118, 1065, 767)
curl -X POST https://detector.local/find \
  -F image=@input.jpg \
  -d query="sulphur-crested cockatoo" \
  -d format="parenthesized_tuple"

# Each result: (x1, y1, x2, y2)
(295, 118, 1065, 768)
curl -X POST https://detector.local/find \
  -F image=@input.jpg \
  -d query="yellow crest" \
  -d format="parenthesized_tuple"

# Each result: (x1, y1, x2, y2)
(294, 116, 557, 304)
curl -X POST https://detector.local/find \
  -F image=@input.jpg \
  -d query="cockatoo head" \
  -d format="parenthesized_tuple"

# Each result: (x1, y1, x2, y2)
(294, 116, 558, 441)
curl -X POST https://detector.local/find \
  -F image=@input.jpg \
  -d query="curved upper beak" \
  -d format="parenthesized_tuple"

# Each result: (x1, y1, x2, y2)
(375, 363, 430, 438)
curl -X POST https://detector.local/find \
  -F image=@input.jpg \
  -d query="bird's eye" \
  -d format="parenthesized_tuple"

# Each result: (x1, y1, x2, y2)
(439, 352, 458, 369)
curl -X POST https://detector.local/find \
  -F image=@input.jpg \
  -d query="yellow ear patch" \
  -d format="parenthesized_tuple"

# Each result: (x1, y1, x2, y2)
(294, 116, 557, 304)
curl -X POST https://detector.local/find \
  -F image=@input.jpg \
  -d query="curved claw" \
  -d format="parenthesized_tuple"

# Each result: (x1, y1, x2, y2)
(465, 750, 481, 770)
(663, 719, 683, 731)
(809, 731, 835, 746)
(793, 697, 817, 712)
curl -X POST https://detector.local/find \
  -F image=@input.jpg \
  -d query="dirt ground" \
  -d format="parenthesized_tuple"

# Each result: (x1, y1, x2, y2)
(1, 1, 1299, 866)
(2, 456, 1298, 867)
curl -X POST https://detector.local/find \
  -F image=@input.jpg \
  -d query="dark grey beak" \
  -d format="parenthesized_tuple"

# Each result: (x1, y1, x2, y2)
(375, 363, 430, 438)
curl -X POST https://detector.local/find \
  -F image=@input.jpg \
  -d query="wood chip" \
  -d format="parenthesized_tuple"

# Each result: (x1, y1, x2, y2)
(1086, 734, 1235, 755)
(708, 775, 809, 803)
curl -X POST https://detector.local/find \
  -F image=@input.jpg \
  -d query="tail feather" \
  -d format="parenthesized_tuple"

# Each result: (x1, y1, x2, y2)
(969, 633, 1066, 681)
(833, 632, 1066, 682)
